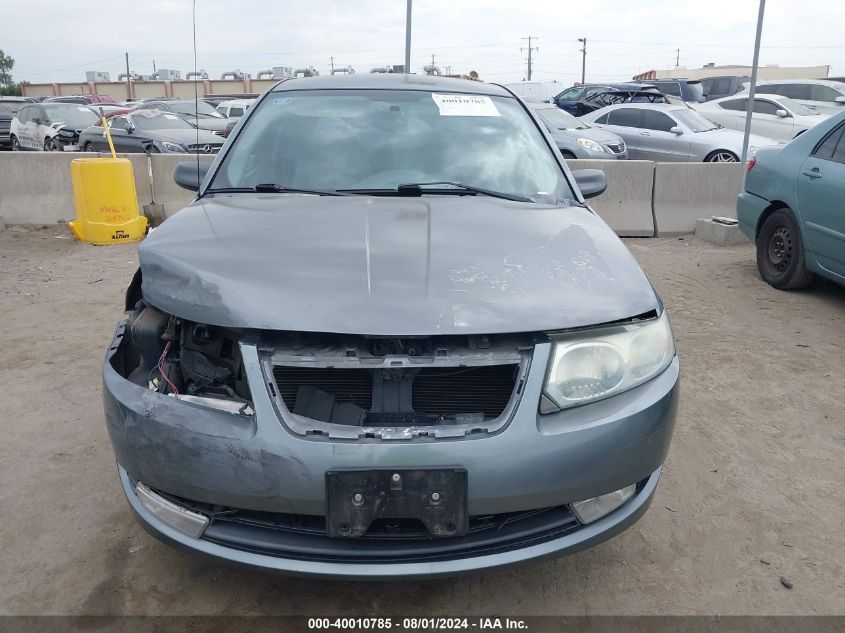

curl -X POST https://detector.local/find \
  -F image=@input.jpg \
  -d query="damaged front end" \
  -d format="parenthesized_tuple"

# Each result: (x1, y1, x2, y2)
(112, 299, 254, 417)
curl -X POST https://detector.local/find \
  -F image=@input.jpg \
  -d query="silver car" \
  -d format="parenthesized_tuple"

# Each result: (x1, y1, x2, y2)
(581, 103, 780, 162)
(529, 102, 628, 159)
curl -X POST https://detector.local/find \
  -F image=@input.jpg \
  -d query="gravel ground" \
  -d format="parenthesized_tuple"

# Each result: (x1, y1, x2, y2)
(1, 225, 843, 616)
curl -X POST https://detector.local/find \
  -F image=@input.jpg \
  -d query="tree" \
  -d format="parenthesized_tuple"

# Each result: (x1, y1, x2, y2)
(0, 50, 21, 96)
(0, 49, 14, 88)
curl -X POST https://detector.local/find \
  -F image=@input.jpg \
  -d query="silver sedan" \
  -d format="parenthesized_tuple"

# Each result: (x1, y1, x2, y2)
(580, 103, 781, 162)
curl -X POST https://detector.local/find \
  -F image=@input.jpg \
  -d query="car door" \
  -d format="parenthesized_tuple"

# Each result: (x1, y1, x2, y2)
(796, 122, 845, 278)
(13, 106, 30, 147)
(105, 116, 133, 152)
(750, 98, 792, 141)
(715, 98, 746, 130)
(593, 107, 644, 157)
(32, 106, 50, 149)
(638, 110, 690, 161)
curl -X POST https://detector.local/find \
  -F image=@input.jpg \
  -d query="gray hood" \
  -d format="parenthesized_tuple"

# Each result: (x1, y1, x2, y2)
(139, 195, 659, 335)
(695, 127, 782, 152)
(144, 128, 222, 145)
(553, 126, 622, 145)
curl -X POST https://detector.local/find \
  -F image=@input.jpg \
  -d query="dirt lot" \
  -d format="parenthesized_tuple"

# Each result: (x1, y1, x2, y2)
(1, 225, 844, 616)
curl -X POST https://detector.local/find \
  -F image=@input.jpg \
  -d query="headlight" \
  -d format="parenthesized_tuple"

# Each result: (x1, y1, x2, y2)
(576, 137, 604, 152)
(543, 312, 674, 411)
(160, 141, 186, 152)
(58, 129, 75, 138)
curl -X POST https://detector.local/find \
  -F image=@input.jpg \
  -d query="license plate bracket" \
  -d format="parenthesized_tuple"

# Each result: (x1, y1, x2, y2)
(325, 469, 467, 538)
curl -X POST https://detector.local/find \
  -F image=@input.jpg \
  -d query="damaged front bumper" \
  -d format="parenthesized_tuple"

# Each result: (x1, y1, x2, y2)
(104, 319, 679, 578)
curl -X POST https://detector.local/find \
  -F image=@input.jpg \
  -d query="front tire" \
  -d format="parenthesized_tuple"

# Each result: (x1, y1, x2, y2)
(756, 209, 814, 290)
(705, 150, 738, 163)
(84, 143, 97, 152)
(43, 137, 57, 152)
(10, 135, 20, 151)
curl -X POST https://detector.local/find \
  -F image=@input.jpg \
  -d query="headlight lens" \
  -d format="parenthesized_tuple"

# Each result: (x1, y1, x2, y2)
(161, 141, 186, 152)
(543, 312, 674, 411)
(576, 137, 604, 152)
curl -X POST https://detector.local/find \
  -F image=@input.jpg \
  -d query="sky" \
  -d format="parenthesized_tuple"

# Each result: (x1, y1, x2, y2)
(6, 0, 845, 86)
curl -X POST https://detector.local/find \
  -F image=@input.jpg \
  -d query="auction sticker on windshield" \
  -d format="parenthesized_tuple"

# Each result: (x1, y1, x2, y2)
(431, 93, 500, 117)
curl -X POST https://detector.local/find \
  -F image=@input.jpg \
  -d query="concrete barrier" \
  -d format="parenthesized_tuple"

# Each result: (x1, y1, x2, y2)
(0, 152, 87, 225)
(150, 154, 215, 216)
(568, 159, 655, 237)
(652, 163, 743, 236)
(1, 154, 745, 236)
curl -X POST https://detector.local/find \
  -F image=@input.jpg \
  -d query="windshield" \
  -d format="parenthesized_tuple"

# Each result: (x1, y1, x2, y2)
(210, 89, 571, 203)
(673, 108, 718, 132)
(536, 107, 587, 130)
(779, 98, 816, 116)
(132, 112, 195, 131)
(43, 104, 99, 127)
(169, 101, 224, 118)
(687, 83, 705, 102)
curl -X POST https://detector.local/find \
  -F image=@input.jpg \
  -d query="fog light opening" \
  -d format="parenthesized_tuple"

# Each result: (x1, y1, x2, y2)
(571, 484, 637, 524)
(136, 482, 209, 538)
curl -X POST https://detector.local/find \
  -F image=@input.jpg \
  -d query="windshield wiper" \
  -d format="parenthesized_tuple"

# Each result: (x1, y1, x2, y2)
(394, 181, 535, 203)
(205, 184, 349, 196)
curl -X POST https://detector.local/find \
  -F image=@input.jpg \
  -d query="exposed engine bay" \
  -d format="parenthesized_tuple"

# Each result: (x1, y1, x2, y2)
(123, 304, 253, 415)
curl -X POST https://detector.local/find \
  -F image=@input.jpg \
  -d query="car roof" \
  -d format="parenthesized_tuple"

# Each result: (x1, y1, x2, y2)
(527, 102, 558, 110)
(270, 73, 514, 97)
(597, 103, 686, 112)
(757, 78, 843, 86)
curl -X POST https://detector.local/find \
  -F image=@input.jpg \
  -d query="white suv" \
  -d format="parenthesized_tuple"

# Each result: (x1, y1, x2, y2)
(10, 102, 99, 151)
(747, 79, 845, 114)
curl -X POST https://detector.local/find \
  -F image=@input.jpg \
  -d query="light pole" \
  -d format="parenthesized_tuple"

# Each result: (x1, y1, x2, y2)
(741, 0, 766, 187)
(578, 38, 587, 84)
(404, 0, 412, 74)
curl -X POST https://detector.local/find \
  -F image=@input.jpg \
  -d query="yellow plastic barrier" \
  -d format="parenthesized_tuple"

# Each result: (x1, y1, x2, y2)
(69, 157, 148, 245)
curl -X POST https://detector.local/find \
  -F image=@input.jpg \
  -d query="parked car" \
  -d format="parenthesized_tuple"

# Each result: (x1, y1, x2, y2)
(215, 98, 255, 119)
(103, 74, 679, 579)
(581, 103, 780, 162)
(135, 99, 227, 134)
(79, 110, 225, 154)
(0, 96, 28, 149)
(738, 110, 845, 289)
(745, 79, 845, 114)
(554, 83, 665, 116)
(504, 80, 566, 103)
(642, 79, 706, 104)
(10, 102, 100, 151)
(529, 102, 627, 159)
(696, 94, 829, 142)
(699, 76, 749, 101)
(47, 94, 118, 105)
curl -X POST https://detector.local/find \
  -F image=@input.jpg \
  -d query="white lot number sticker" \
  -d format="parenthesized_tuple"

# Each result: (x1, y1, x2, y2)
(431, 93, 500, 117)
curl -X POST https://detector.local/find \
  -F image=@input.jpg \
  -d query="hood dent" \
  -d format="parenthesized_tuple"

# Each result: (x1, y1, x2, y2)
(139, 196, 658, 335)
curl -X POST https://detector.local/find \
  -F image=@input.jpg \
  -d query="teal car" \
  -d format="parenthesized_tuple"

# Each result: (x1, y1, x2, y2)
(738, 111, 845, 289)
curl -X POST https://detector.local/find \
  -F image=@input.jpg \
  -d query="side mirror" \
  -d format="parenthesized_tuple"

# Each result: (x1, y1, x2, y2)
(572, 168, 607, 200)
(670, 126, 684, 135)
(775, 109, 789, 118)
(835, 96, 845, 104)
(174, 161, 211, 192)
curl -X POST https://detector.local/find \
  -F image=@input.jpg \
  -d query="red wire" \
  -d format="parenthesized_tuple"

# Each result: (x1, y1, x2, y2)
(157, 341, 179, 395)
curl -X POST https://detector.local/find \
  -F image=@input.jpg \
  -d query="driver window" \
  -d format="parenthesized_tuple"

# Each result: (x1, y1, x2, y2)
(110, 117, 129, 130)
(752, 100, 779, 115)
(642, 110, 675, 132)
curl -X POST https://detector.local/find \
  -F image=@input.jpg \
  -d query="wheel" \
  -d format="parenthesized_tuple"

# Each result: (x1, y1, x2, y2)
(10, 135, 20, 151)
(43, 137, 57, 152)
(84, 143, 97, 152)
(756, 209, 814, 290)
(705, 150, 738, 163)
